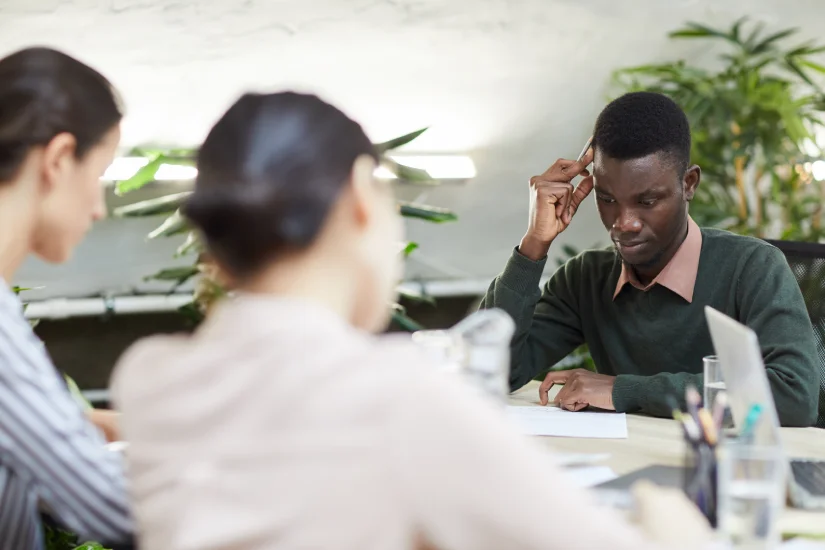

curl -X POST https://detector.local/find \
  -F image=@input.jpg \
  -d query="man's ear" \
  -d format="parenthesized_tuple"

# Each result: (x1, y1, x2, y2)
(40, 132, 77, 192)
(349, 154, 378, 227)
(683, 164, 701, 202)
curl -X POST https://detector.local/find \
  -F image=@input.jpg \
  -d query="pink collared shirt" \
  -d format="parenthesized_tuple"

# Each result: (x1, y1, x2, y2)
(613, 217, 703, 303)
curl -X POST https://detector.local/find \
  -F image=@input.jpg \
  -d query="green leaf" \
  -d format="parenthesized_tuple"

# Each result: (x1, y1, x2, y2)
(148, 210, 189, 239)
(382, 158, 433, 182)
(114, 154, 163, 195)
(783, 57, 818, 88)
(398, 202, 458, 222)
(374, 128, 428, 154)
(730, 16, 749, 42)
(391, 308, 424, 332)
(402, 242, 418, 257)
(175, 231, 202, 257)
(144, 265, 199, 285)
(396, 285, 436, 305)
(112, 191, 192, 218)
(669, 21, 739, 44)
(799, 59, 825, 74)
(750, 28, 797, 54)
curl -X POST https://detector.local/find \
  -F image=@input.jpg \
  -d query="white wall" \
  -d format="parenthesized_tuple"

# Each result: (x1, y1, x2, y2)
(4, 0, 825, 299)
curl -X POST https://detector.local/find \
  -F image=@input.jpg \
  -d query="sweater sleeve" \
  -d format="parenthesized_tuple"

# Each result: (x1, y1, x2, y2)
(736, 244, 819, 426)
(612, 244, 820, 426)
(479, 248, 585, 391)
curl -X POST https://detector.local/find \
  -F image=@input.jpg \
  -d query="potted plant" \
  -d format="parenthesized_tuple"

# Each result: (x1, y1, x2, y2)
(613, 18, 825, 240)
(113, 128, 458, 330)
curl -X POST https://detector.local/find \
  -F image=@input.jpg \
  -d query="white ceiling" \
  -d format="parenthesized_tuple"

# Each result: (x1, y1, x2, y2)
(4, 0, 825, 299)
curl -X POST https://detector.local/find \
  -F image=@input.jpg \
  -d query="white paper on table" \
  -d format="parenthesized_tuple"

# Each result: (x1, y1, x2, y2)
(551, 452, 612, 467)
(782, 541, 825, 549)
(506, 405, 628, 439)
(565, 466, 618, 488)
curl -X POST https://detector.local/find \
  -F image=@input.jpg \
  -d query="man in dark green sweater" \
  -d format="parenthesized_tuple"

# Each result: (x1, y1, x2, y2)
(481, 91, 819, 427)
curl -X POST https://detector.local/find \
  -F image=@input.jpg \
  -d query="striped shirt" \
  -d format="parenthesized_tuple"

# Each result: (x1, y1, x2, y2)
(0, 282, 133, 549)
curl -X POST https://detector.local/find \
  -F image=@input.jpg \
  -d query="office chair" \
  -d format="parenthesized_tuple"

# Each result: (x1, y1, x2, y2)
(765, 239, 825, 428)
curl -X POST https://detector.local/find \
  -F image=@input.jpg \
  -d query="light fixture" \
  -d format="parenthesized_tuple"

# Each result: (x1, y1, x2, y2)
(101, 157, 197, 182)
(102, 157, 149, 181)
(101, 154, 476, 183)
(377, 155, 476, 180)
(812, 160, 825, 181)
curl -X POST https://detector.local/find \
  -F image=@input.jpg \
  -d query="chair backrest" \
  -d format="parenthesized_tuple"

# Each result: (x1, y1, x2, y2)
(764, 239, 825, 428)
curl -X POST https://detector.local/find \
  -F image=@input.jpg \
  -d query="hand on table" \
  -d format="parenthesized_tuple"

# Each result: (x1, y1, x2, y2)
(539, 368, 616, 411)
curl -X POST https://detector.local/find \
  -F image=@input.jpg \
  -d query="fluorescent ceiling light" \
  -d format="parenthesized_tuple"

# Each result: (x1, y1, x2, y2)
(102, 157, 148, 181)
(378, 155, 476, 180)
(101, 157, 196, 182)
(102, 154, 475, 183)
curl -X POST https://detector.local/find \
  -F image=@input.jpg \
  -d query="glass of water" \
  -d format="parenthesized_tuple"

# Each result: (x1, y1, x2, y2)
(704, 355, 733, 428)
(717, 442, 788, 549)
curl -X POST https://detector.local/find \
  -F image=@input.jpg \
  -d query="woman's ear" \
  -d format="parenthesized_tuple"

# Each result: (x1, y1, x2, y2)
(40, 132, 77, 192)
(349, 154, 378, 227)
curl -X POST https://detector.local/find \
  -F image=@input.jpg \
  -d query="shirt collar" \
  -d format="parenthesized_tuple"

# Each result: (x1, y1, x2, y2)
(613, 217, 703, 303)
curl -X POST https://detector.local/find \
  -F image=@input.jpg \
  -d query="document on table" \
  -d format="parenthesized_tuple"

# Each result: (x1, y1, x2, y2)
(505, 405, 628, 439)
(565, 466, 618, 487)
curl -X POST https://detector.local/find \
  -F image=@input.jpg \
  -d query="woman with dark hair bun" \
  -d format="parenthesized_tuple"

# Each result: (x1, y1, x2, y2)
(0, 47, 133, 549)
(112, 92, 709, 550)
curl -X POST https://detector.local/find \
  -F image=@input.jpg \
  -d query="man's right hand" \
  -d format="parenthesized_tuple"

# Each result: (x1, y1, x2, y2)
(518, 148, 595, 261)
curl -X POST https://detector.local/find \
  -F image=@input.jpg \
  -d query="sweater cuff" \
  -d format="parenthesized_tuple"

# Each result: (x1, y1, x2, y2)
(498, 247, 547, 295)
(612, 374, 646, 413)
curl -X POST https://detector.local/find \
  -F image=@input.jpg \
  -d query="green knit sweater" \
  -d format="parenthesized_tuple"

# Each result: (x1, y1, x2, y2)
(481, 228, 820, 427)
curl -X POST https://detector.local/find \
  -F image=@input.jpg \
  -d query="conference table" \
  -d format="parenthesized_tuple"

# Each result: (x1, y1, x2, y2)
(509, 381, 825, 538)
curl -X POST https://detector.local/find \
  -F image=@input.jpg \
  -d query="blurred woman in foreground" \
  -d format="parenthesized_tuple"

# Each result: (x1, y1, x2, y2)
(112, 92, 708, 550)
(0, 47, 132, 549)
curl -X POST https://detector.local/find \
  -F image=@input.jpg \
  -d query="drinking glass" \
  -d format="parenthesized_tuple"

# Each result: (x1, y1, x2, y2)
(704, 355, 733, 428)
(717, 442, 787, 549)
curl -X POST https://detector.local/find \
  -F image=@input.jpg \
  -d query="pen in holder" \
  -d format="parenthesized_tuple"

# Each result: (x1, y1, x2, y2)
(671, 386, 724, 528)
(684, 439, 718, 527)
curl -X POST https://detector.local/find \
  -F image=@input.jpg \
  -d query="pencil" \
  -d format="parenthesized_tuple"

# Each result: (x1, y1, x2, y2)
(698, 408, 717, 445)
(575, 136, 593, 163)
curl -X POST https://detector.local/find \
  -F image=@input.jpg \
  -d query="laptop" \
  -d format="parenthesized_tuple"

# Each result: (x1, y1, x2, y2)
(596, 308, 825, 510)
(704, 306, 825, 510)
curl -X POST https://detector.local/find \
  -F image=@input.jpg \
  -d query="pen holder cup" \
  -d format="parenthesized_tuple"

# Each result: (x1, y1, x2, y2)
(683, 441, 718, 528)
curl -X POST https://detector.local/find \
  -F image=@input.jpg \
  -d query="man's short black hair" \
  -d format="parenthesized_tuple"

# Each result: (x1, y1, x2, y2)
(592, 91, 691, 174)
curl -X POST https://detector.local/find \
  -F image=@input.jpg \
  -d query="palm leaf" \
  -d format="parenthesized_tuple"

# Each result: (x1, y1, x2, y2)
(382, 158, 433, 182)
(374, 128, 429, 154)
(112, 191, 192, 218)
(144, 266, 199, 285)
(402, 242, 419, 257)
(391, 307, 424, 332)
(148, 210, 189, 239)
(398, 202, 457, 222)
(749, 28, 797, 54)
(114, 155, 164, 195)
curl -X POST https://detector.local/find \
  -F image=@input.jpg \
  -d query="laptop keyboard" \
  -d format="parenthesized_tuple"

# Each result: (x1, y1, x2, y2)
(791, 460, 825, 496)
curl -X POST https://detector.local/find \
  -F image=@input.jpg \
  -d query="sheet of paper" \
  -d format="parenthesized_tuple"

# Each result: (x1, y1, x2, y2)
(565, 466, 618, 488)
(782, 541, 825, 550)
(551, 452, 611, 467)
(506, 405, 628, 439)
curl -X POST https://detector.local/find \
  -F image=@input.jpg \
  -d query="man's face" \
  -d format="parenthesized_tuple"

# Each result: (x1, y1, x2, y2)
(592, 150, 699, 269)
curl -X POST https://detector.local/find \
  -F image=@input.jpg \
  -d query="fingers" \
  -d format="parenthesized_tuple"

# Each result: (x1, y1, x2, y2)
(565, 175, 595, 223)
(539, 370, 570, 406)
(540, 155, 592, 183)
(552, 370, 589, 412)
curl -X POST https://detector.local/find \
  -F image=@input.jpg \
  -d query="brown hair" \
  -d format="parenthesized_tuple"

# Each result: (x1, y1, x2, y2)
(183, 91, 378, 278)
(0, 47, 122, 182)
